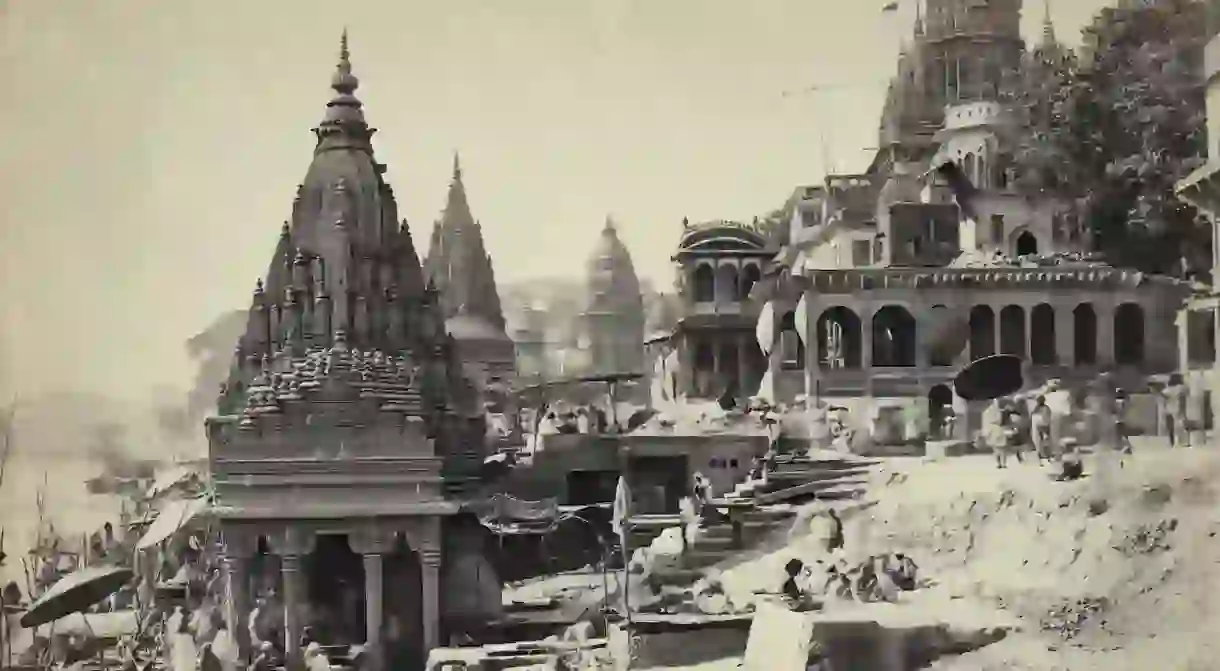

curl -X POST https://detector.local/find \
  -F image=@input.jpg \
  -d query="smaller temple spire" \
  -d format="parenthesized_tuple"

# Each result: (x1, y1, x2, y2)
(913, 0, 924, 36)
(1041, 0, 1056, 44)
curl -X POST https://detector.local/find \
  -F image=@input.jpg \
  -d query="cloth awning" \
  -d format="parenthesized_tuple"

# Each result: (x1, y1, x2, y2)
(135, 497, 209, 550)
(144, 466, 194, 500)
(35, 610, 138, 638)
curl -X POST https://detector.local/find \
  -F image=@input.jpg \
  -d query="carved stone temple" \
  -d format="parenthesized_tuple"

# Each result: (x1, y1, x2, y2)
(206, 33, 502, 670)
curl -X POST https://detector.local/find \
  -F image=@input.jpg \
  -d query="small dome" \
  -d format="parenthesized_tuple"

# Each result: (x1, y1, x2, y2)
(586, 217, 642, 306)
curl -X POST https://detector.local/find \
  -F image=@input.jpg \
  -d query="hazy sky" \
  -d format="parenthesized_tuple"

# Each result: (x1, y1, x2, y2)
(0, 0, 1113, 401)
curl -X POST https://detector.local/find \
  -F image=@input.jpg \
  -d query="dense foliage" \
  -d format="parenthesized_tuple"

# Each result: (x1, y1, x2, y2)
(1007, 0, 1212, 276)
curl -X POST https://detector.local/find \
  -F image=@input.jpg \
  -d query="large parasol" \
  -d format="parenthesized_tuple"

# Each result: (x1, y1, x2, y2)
(953, 354, 1024, 402)
(19, 564, 134, 628)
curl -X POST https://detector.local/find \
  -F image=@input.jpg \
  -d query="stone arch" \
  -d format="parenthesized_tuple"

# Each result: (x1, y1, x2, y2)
(740, 263, 762, 299)
(718, 341, 740, 396)
(1073, 303, 1098, 365)
(692, 264, 715, 303)
(1013, 229, 1038, 256)
(999, 305, 1026, 358)
(1030, 303, 1056, 364)
(385, 531, 425, 669)
(304, 533, 367, 644)
(927, 304, 956, 366)
(1114, 303, 1145, 365)
(928, 384, 954, 440)
(817, 306, 863, 369)
(779, 310, 805, 369)
(715, 263, 740, 302)
(694, 341, 715, 396)
(969, 305, 996, 360)
(963, 153, 978, 185)
(871, 305, 917, 367)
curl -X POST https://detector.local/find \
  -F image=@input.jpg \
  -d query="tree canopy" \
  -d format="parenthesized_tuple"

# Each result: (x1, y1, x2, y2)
(1006, 0, 1211, 276)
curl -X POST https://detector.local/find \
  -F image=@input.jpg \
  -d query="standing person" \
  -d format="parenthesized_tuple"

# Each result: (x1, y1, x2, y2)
(1031, 396, 1053, 464)
(824, 509, 844, 555)
(1162, 374, 1188, 448)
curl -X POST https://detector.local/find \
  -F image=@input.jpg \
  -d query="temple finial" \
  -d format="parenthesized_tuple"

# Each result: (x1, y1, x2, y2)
(604, 214, 615, 231)
(453, 151, 462, 181)
(1041, 0, 1056, 44)
(331, 28, 359, 95)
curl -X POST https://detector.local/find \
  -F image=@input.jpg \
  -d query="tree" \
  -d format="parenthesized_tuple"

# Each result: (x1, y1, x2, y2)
(1007, 0, 1211, 275)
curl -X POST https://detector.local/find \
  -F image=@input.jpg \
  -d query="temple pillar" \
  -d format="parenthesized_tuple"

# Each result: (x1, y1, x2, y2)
(362, 552, 384, 671)
(420, 547, 442, 654)
(803, 290, 822, 403)
(224, 555, 252, 653)
(861, 304, 874, 397)
(682, 333, 697, 396)
(913, 301, 929, 370)
(992, 303, 1002, 357)
(280, 554, 303, 664)
(738, 334, 750, 401)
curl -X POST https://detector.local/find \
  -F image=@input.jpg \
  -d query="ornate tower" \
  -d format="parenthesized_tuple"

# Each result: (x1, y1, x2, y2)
(583, 217, 646, 375)
(424, 154, 516, 386)
(207, 34, 499, 668)
(876, 0, 1025, 170)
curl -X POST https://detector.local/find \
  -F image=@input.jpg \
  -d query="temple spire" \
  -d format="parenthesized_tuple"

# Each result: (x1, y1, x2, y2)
(314, 28, 369, 147)
(453, 151, 462, 182)
(1041, 0, 1056, 44)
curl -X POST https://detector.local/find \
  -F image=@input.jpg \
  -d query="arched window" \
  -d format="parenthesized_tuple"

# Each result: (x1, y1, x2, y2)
(692, 264, 715, 303)
(779, 311, 805, 370)
(871, 306, 917, 367)
(1114, 303, 1145, 365)
(1073, 304, 1097, 365)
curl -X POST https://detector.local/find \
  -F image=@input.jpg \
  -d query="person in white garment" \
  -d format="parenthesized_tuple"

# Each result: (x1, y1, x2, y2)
(304, 641, 332, 671)
(210, 619, 239, 671)
(169, 609, 197, 671)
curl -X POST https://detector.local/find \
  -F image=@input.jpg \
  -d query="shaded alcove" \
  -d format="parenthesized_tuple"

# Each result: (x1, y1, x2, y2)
(999, 305, 1026, 359)
(693, 341, 715, 397)
(779, 311, 805, 369)
(1073, 304, 1097, 365)
(969, 306, 996, 361)
(817, 306, 863, 369)
(1030, 303, 1057, 364)
(384, 533, 424, 671)
(715, 264, 740, 302)
(1114, 303, 1145, 365)
(718, 342, 740, 397)
(740, 263, 762, 299)
(692, 264, 715, 303)
(305, 534, 367, 645)
(871, 305, 917, 367)
(928, 384, 954, 440)
(1014, 230, 1038, 256)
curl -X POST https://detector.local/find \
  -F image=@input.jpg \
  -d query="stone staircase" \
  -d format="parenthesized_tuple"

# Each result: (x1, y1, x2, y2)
(636, 453, 881, 586)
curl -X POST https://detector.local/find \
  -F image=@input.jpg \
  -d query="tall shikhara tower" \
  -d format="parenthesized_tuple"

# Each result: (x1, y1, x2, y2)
(875, 0, 1024, 169)
(206, 34, 501, 667)
(424, 155, 516, 384)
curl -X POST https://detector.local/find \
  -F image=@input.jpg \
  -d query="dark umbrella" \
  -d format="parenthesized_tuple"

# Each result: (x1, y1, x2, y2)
(953, 355, 1024, 402)
(19, 564, 134, 628)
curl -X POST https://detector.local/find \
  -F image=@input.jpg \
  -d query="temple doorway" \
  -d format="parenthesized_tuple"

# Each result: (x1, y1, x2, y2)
(305, 534, 367, 645)
(927, 385, 954, 440)
(1014, 230, 1038, 256)
(384, 534, 424, 671)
